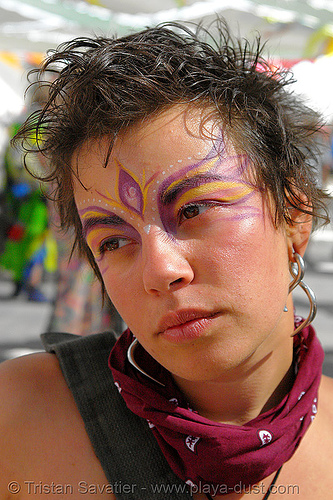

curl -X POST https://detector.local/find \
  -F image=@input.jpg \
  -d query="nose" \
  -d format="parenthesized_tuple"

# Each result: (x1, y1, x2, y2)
(141, 227, 194, 295)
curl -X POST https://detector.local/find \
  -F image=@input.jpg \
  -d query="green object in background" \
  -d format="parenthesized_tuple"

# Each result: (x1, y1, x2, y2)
(0, 190, 48, 282)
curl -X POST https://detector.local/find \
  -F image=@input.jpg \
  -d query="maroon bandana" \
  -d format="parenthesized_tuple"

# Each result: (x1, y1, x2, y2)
(109, 321, 324, 491)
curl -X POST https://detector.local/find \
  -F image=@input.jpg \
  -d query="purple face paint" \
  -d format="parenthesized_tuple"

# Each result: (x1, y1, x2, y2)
(79, 206, 140, 275)
(157, 139, 254, 234)
(78, 132, 256, 249)
(118, 165, 144, 216)
(95, 159, 158, 221)
(79, 206, 126, 238)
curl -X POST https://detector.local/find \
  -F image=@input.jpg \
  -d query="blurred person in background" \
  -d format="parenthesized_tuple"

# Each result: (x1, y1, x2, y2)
(46, 217, 124, 335)
(0, 120, 56, 301)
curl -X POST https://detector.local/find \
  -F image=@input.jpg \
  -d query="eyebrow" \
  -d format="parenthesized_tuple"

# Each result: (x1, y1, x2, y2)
(82, 214, 126, 238)
(159, 173, 225, 206)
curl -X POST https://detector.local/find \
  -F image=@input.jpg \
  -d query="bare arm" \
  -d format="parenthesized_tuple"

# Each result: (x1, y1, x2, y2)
(0, 353, 115, 499)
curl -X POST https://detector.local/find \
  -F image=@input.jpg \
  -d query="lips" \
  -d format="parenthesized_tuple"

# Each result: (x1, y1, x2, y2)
(157, 309, 219, 342)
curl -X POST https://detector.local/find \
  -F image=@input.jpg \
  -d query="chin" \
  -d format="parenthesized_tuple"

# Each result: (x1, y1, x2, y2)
(168, 353, 247, 382)
(171, 339, 272, 383)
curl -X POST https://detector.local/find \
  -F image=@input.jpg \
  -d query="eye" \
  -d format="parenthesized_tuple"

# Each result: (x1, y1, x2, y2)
(99, 237, 129, 254)
(179, 203, 210, 223)
(182, 205, 200, 219)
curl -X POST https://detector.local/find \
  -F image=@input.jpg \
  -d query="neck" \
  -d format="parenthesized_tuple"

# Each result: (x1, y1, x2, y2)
(172, 334, 295, 425)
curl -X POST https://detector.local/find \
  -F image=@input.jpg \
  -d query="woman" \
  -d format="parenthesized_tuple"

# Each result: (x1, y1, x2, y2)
(1, 21, 332, 499)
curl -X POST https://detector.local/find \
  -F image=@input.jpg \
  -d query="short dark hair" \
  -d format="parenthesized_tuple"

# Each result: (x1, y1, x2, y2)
(15, 20, 330, 284)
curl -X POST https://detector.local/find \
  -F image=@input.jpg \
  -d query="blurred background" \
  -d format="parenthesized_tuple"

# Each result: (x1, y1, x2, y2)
(0, 0, 332, 374)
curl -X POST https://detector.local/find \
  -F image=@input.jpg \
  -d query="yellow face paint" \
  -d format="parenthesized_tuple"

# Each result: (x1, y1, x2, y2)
(157, 150, 253, 233)
(164, 154, 221, 198)
(95, 159, 157, 221)
(173, 181, 253, 214)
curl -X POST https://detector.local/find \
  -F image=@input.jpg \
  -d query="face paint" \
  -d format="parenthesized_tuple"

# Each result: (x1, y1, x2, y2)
(78, 132, 255, 242)
(79, 206, 126, 239)
(79, 205, 139, 275)
(95, 159, 158, 221)
(157, 143, 254, 234)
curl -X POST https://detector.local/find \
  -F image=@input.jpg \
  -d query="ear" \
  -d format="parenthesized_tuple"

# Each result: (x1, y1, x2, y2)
(286, 208, 313, 261)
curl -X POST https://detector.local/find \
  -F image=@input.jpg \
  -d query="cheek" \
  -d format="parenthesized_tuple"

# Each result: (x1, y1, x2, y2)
(196, 216, 289, 290)
(102, 267, 141, 322)
(197, 216, 261, 264)
(105, 281, 127, 311)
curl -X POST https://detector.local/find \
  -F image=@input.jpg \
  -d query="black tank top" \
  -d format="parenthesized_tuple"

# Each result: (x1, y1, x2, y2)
(42, 331, 192, 500)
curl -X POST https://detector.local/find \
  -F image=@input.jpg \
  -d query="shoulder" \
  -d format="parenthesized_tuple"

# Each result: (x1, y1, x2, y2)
(0, 350, 72, 415)
(0, 352, 77, 459)
(0, 352, 113, 498)
(318, 374, 333, 419)
(319, 374, 333, 403)
(303, 374, 333, 457)
(275, 375, 333, 497)
(0, 351, 67, 418)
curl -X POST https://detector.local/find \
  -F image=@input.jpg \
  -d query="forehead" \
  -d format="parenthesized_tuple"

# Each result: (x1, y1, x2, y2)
(115, 107, 219, 164)
(73, 106, 234, 188)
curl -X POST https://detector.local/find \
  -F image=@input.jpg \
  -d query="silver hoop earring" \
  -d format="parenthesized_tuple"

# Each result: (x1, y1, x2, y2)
(127, 338, 165, 387)
(288, 253, 317, 337)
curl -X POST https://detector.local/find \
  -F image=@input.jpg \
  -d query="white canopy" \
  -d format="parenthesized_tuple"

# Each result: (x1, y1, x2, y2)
(291, 55, 333, 122)
(1, 0, 333, 121)
(0, 0, 332, 57)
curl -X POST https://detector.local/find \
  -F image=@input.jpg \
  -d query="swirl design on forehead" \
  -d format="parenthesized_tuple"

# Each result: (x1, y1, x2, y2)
(96, 159, 158, 219)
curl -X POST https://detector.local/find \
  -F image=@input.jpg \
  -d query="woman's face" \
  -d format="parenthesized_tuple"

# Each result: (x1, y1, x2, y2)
(74, 106, 296, 381)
